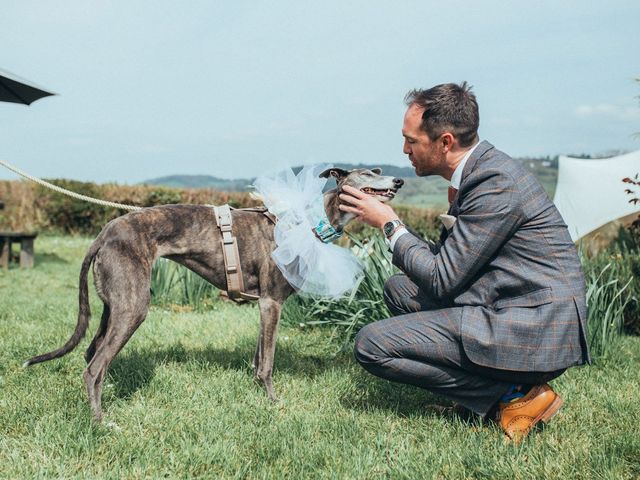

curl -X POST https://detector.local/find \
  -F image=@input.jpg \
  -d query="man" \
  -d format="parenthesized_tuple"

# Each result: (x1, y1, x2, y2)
(339, 82, 590, 441)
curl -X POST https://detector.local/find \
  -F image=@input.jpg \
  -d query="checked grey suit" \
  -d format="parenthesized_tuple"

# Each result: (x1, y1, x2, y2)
(354, 141, 590, 415)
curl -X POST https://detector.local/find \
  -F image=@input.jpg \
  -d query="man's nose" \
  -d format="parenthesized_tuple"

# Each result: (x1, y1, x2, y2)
(393, 178, 404, 188)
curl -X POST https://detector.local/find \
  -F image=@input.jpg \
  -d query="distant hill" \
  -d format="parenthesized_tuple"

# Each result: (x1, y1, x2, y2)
(141, 175, 253, 191)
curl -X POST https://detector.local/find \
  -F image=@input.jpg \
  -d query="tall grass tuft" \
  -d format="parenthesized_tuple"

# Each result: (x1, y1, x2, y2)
(582, 248, 635, 360)
(584, 262, 632, 361)
(150, 258, 181, 300)
(151, 258, 218, 310)
(282, 234, 395, 349)
(181, 267, 218, 306)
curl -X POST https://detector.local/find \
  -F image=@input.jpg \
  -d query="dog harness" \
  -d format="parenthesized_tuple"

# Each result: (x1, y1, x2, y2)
(213, 205, 275, 302)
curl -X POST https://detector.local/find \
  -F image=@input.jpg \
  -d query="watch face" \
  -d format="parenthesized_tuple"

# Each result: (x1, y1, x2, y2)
(383, 221, 396, 236)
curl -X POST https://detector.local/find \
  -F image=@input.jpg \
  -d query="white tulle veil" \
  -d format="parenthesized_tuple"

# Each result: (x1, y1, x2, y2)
(252, 164, 363, 298)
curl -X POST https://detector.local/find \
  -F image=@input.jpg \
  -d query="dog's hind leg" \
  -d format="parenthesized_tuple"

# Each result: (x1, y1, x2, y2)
(83, 303, 148, 422)
(83, 258, 151, 422)
(84, 304, 110, 364)
(255, 296, 282, 401)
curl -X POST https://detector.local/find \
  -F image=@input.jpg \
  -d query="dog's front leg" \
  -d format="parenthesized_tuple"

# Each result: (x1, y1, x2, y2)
(255, 296, 281, 401)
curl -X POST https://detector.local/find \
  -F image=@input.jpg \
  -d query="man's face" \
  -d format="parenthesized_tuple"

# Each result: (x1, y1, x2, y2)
(402, 104, 445, 177)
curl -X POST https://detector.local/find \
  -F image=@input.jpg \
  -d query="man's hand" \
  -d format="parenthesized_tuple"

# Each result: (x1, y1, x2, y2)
(339, 185, 400, 229)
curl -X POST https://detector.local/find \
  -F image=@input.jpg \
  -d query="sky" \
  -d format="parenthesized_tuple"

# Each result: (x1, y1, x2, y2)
(0, 1, 639, 183)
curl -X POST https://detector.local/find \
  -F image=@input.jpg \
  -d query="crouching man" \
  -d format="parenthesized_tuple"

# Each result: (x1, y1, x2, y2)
(339, 82, 590, 441)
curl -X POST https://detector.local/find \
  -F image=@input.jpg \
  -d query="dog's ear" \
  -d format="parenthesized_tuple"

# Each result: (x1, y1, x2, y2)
(371, 168, 382, 175)
(319, 167, 349, 179)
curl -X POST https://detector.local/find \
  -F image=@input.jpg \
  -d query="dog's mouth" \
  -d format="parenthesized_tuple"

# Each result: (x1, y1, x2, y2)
(360, 187, 397, 199)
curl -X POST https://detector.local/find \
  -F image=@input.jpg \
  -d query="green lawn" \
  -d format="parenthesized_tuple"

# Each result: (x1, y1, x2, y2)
(1, 236, 639, 479)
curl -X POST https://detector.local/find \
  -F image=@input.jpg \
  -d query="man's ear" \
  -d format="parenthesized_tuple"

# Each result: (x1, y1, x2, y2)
(319, 167, 350, 179)
(441, 132, 455, 153)
(371, 168, 382, 175)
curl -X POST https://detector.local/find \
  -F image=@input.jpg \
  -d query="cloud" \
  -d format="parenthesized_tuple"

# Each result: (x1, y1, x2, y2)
(574, 103, 640, 120)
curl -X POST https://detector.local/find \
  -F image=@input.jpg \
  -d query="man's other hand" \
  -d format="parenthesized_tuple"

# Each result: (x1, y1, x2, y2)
(339, 185, 400, 229)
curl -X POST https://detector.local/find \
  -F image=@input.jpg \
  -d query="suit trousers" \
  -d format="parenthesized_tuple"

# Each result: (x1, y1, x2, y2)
(353, 274, 565, 417)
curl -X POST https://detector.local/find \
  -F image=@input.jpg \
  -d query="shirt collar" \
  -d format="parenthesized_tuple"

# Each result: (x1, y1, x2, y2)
(450, 141, 480, 189)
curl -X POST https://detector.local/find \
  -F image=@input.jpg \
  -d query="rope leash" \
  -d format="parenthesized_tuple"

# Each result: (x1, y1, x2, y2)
(0, 159, 142, 211)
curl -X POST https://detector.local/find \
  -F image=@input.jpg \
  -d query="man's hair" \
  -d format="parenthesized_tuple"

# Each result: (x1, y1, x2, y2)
(404, 82, 479, 147)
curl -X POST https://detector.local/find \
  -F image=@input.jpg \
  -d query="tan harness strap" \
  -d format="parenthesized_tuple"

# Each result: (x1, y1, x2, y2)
(231, 206, 277, 225)
(214, 205, 259, 302)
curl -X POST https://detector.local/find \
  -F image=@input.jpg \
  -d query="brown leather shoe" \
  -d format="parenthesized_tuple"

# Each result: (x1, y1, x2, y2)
(497, 383, 563, 442)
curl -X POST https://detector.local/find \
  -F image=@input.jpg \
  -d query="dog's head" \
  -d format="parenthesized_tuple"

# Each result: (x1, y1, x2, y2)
(318, 167, 404, 232)
(319, 167, 404, 202)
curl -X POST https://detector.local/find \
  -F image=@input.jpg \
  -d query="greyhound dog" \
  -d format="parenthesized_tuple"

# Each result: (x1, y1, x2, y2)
(24, 167, 403, 421)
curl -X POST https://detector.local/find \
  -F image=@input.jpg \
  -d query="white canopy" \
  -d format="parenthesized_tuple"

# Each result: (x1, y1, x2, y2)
(553, 150, 640, 241)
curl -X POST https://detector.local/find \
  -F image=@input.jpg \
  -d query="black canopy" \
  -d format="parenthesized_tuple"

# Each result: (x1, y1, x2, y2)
(0, 69, 54, 105)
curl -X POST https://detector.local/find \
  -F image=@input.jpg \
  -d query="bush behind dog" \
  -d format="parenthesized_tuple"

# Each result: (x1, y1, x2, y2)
(0, 179, 262, 234)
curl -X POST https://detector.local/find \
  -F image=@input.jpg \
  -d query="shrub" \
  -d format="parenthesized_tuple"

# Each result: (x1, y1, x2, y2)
(144, 188, 182, 207)
(35, 179, 113, 234)
(0, 180, 39, 231)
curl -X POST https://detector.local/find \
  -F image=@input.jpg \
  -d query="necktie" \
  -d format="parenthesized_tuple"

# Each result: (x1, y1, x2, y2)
(448, 186, 458, 205)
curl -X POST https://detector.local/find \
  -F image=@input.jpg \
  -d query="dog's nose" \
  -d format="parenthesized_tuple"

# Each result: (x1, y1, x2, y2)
(393, 178, 404, 187)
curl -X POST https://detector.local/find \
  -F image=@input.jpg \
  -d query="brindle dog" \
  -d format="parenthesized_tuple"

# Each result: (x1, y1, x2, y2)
(25, 167, 403, 421)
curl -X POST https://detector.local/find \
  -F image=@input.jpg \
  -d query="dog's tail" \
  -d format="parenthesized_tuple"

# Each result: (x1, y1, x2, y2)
(23, 240, 100, 367)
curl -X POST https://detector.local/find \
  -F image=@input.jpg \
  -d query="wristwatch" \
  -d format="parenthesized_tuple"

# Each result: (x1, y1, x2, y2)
(383, 219, 404, 238)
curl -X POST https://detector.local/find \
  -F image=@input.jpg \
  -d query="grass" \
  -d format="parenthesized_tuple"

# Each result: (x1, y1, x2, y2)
(1, 236, 640, 478)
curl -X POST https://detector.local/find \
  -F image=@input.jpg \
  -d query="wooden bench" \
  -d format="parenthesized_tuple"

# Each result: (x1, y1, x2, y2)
(0, 232, 37, 268)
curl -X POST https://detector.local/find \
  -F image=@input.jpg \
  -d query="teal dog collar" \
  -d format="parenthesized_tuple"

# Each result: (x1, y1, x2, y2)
(313, 218, 343, 243)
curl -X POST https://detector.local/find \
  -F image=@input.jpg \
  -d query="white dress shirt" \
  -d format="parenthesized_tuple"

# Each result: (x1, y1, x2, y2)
(387, 141, 480, 251)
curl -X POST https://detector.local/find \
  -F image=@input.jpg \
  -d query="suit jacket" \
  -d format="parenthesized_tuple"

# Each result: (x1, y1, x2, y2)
(392, 141, 591, 372)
